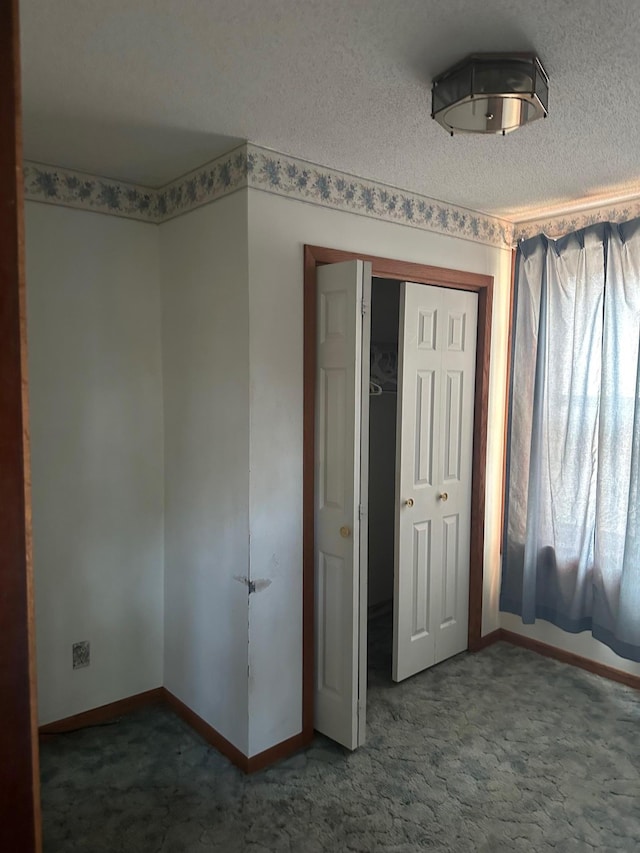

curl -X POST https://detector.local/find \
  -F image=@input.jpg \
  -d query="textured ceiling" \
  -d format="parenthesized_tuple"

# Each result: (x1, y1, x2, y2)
(19, 0, 640, 218)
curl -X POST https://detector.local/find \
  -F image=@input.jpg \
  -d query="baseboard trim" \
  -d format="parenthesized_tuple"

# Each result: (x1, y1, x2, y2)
(38, 634, 640, 767)
(500, 630, 640, 691)
(39, 685, 310, 773)
(469, 628, 503, 652)
(161, 688, 312, 773)
(247, 731, 312, 774)
(161, 688, 249, 771)
(38, 687, 164, 736)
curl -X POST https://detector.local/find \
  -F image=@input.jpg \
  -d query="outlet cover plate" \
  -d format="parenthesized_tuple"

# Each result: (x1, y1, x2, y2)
(72, 641, 90, 669)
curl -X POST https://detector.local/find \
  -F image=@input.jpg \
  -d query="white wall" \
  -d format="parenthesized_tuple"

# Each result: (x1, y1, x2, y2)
(26, 203, 164, 725)
(246, 190, 513, 756)
(160, 193, 251, 754)
(27, 184, 639, 749)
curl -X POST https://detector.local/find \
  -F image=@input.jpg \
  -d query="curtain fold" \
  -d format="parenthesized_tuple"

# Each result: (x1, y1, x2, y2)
(501, 219, 640, 662)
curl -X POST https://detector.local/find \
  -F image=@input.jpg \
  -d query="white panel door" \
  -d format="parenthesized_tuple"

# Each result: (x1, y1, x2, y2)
(393, 283, 477, 682)
(315, 259, 371, 749)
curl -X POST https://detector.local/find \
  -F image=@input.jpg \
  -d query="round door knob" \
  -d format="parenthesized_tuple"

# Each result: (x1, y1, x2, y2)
(340, 525, 351, 538)
(405, 498, 414, 507)
(439, 492, 449, 502)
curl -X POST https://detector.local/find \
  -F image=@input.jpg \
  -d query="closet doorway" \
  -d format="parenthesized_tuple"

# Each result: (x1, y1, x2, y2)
(303, 246, 493, 751)
(368, 275, 477, 686)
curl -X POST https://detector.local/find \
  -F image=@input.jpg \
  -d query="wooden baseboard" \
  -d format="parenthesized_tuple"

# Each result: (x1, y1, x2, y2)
(500, 629, 640, 691)
(161, 688, 311, 773)
(38, 632, 640, 771)
(469, 628, 503, 652)
(160, 688, 249, 771)
(247, 731, 312, 774)
(470, 627, 640, 692)
(38, 687, 164, 736)
(39, 684, 310, 773)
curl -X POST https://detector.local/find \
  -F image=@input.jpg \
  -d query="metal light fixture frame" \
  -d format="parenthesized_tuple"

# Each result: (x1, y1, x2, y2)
(431, 53, 549, 136)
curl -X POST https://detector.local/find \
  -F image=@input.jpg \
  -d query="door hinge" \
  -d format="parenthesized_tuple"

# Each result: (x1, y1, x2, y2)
(358, 503, 367, 520)
(361, 299, 368, 317)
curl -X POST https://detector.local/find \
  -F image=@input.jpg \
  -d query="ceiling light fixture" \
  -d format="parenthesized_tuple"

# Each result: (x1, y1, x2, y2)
(431, 53, 549, 136)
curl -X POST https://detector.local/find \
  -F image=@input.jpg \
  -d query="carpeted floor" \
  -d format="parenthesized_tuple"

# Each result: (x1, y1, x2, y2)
(40, 616, 640, 852)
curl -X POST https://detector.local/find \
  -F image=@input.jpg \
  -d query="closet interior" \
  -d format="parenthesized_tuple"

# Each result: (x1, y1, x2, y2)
(367, 278, 401, 679)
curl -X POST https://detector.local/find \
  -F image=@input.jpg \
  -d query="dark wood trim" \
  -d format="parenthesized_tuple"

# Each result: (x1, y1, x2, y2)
(0, 0, 41, 850)
(161, 688, 250, 772)
(501, 630, 640, 691)
(470, 626, 640, 693)
(162, 688, 307, 773)
(40, 687, 309, 774)
(303, 245, 494, 722)
(467, 270, 492, 652)
(38, 688, 164, 736)
(306, 246, 493, 291)
(246, 732, 309, 774)
(470, 629, 504, 651)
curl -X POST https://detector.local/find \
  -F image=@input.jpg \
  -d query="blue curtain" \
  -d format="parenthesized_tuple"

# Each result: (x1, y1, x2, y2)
(501, 219, 640, 662)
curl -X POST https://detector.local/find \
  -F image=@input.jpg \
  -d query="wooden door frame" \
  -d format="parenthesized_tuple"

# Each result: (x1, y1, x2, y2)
(302, 245, 494, 739)
(1, 0, 41, 850)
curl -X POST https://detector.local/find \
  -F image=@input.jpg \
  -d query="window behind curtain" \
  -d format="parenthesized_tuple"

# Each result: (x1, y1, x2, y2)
(501, 220, 640, 663)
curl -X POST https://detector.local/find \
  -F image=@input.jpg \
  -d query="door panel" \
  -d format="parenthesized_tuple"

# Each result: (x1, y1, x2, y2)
(315, 260, 371, 749)
(411, 520, 432, 638)
(393, 283, 442, 681)
(317, 551, 345, 693)
(434, 289, 477, 663)
(394, 283, 477, 681)
(443, 370, 463, 481)
(319, 368, 346, 510)
(441, 513, 460, 626)
(415, 370, 436, 486)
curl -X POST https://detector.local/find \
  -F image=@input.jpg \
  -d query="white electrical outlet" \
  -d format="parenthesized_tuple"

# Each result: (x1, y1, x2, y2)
(72, 641, 90, 669)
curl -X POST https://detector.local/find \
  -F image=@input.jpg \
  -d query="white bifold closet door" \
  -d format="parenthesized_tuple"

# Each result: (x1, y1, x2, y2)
(314, 260, 371, 750)
(393, 282, 478, 682)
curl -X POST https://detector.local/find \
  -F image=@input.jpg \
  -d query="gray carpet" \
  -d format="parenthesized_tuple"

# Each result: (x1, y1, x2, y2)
(41, 622, 640, 852)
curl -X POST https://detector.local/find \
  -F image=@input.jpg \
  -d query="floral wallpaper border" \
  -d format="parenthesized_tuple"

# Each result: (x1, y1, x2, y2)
(513, 197, 640, 242)
(23, 146, 248, 224)
(156, 147, 248, 220)
(24, 144, 514, 247)
(244, 145, 512, 248)
(26, 144, 640, 247)
(23, 161, 159, 223)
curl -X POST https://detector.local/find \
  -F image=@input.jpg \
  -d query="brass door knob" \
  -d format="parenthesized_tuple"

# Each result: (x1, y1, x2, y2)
(439, 492, 449, 502)
(340, 525, 351, 538)
(405, 498, 414, 507)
